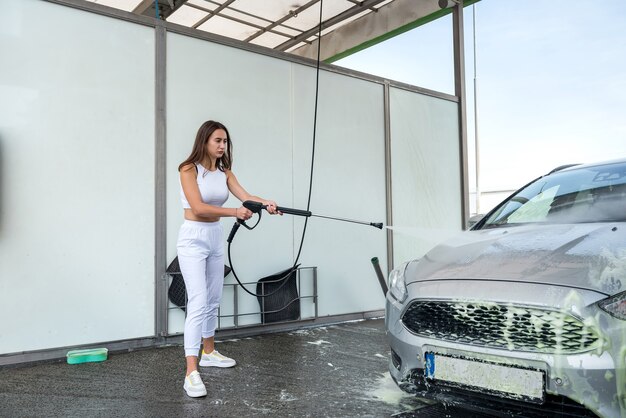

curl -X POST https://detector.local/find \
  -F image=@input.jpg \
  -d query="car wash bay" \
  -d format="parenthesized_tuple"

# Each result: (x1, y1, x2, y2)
(0, 319, 494, 418)
(1, 1, 470, 416)
(1, 0, 464, 367)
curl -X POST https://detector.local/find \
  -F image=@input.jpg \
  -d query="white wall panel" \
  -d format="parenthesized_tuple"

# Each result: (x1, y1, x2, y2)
(166, 33, 295, 331)
(0, 0, 155, 354)
(292, 66, 388, 316)
(166, 35, 388, 326)
(390, 88, 462, 266)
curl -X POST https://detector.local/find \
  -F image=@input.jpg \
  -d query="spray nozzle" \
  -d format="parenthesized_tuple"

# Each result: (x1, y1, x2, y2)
(370, 223, 383, 229)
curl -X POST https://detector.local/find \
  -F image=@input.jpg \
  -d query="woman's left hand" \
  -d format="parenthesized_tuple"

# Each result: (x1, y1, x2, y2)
(263, 200, 282, 215)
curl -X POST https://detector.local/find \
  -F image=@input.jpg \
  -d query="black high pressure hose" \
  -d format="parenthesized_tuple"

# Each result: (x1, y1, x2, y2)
(226, 1, 325, 298)
(226, 1, 384, 298)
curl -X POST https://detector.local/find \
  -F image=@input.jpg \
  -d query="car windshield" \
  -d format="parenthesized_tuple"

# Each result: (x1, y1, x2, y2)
(481, 161, 626, 228)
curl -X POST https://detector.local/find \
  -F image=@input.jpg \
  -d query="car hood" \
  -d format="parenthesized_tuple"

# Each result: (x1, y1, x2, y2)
(406, 223, 626, 296)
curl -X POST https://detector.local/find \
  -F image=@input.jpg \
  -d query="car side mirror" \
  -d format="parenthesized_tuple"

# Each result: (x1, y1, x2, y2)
(467, 214, 484, 229)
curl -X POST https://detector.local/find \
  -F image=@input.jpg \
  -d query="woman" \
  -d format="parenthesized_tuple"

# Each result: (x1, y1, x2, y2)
(177, 120, 280, 397)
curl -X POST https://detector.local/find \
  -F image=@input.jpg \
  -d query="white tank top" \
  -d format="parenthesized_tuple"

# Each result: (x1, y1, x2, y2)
(180, 163, 229, 209)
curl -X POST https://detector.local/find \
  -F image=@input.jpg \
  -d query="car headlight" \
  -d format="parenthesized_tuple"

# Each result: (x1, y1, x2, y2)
(388, 262, 409, 303)
(598, 290, 626, 320)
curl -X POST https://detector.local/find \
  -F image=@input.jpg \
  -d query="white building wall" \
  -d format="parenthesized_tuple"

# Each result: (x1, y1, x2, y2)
(0, 0, 155, 354)
(0, 0, 462, 356)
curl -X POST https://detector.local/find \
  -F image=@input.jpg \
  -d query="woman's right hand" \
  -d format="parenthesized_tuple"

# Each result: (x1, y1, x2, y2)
(236, 206, 253, 221)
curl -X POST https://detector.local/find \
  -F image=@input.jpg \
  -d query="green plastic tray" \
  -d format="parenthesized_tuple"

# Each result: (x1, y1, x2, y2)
(66, 348, 108, 364)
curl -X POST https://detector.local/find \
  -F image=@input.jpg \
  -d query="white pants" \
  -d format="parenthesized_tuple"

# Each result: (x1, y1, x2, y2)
(177, 220, 224, 357)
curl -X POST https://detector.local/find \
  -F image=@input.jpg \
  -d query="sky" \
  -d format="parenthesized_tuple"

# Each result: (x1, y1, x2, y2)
(334, 0, 626, 213)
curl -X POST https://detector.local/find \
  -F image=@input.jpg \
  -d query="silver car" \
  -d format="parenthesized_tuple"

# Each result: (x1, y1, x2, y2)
(386, 159, 626, 418)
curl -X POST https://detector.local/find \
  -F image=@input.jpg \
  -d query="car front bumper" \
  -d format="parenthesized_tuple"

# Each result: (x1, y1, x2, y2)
(385, 280, 626, 418)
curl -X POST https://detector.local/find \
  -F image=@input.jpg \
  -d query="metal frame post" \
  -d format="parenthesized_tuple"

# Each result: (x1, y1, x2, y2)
(383, 81, 394, 273)
(452, 1, 470, 229)
(155, 22, 168, 339)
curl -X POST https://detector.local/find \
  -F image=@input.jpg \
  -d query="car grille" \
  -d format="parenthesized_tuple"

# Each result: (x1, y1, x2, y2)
(402, 300, 601, 353)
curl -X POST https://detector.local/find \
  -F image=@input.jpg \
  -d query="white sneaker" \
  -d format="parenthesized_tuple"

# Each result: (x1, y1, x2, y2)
(183, 370, 207, 398)
(199, 349, 236, 368)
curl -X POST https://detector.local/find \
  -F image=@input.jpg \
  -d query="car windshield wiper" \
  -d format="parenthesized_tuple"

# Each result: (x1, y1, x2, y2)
(481, 222, 532, 230)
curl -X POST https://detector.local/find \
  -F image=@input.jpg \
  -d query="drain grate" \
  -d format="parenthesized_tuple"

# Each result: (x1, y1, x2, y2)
(393, 404, 493, 418)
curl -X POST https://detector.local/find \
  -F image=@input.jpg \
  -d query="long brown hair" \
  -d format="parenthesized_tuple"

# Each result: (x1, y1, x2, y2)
(178, 120, 233, 172)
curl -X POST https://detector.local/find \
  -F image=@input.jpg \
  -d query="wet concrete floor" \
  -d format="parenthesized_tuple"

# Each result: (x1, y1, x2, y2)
(0, 319, 482, 417)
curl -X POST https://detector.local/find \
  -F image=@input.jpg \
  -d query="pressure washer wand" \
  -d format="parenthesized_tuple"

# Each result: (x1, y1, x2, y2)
(243, 200, 383, 229)
(310, 213, 383, 229)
